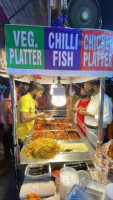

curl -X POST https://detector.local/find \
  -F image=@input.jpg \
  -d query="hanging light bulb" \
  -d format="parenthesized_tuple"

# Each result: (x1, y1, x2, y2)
(50, 83, 57, 95)
(51, 77, 66, 107)
(51, 95, 66, 107)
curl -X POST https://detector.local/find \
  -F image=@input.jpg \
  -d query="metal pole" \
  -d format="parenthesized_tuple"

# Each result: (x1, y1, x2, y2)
(9, 75, 19, 188)
(97, 77, 105, 148)
(48, 0, 51, 26)
(69, 78, 73, 118)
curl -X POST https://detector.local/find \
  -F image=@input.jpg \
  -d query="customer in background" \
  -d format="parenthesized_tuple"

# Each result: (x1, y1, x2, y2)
(80, 80, 112, 139)
(0, 88, 4, 136)
(2, 88, 13, 160)
(73, 88, 90, 136)
(15, 81, 23, 102)
(0, 82, 9, 141)
(45, 85, 53, 110)
(37, 95, 47, 110)
(20, 82, 30, 97)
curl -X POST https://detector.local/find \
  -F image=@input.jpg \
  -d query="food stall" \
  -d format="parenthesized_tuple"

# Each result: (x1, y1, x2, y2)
(5, 24, 113, 199)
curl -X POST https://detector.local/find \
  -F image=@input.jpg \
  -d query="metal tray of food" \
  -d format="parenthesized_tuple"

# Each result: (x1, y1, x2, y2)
(30, 130, 81, 141)
(20, 137, 94, 165)
(20, 118, 94, 165)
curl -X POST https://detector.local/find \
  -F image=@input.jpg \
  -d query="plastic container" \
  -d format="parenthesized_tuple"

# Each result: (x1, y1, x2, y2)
(66, 184, 93, 200)
(80, 177, 105, 199)
(60, 167, 79, 200)
(104, 183, 113, 200)
(25, 163, 51, 180)
(77, 170, 90, 183)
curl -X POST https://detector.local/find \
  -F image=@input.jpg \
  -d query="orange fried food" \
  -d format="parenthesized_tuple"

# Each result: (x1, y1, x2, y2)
(28, 198, 38, 200)
(32, 132, 43, 140)
(54, 119, 62, 123)
(107, 151, 113, 159)
(61, 119, 73, 123)
(64, 123, 72, 128)
(64, 124, 75, 130)
(55, 124, 64, 130)
(66, 127, 75, 131)
(68, 131, 81, 139)
(109, 143, 113, 151)
(57, 131, 67, 140)
(36, 119, 44, 125)
(27, 193, 41, 200)
(34, 124, 44, 131)
(45, 131, 55, 138)
(45, 120, 54, 124)
(44, 124, 54, 130)
(107, 142, 113, 159)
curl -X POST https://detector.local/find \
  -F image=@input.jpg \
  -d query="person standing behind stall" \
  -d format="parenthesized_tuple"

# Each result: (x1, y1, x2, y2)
(73, 88, 90, 136)
(0, 89, 4, 136)
(17, 82, 47, 143)
(20, 82, 30, 97)
(15, 81, 23, 102)
(2, 88, 13, 160)
(80, 81, 112, 139)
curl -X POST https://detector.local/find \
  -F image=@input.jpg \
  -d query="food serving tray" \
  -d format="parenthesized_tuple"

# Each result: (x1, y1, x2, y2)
(27, 129, 81, 141)
(20, 137, 94, 165)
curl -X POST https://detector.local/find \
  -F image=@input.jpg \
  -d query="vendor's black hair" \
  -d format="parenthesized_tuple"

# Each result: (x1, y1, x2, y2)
(86, 80, 100, 87)
(29, 81, 44, 92)
(24, 82, 29, 86)
(90, 80, 100, 87)
(15, 80, 22, 86)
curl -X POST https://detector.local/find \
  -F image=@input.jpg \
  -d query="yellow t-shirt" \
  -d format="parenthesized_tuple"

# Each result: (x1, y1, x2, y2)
(17, 93, 36, 140)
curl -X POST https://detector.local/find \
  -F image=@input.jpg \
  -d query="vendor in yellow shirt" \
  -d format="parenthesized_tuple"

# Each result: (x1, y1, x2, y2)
(17, 82, 46, 141)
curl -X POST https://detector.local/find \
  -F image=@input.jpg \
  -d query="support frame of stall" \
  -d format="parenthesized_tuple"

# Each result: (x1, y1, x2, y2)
(4, 24, 113, 188)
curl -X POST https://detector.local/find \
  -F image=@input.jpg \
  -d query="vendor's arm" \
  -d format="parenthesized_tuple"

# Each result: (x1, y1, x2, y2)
(73, 99, 81, 113)
(80, 96, 112, 124)
(73, 106, 79, 113)
(79, 110, 94, 118)
(19, 95, 46, 123)
(20, 112, 45, 123)
(73, 100, 87, 113)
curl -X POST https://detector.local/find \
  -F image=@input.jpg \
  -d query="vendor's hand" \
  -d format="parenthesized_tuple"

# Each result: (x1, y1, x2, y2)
(44, 113, 52, 118)
(36, 112, 45, 118)
(79, 110, 94, 118)
(79, 107, 86, 111)
(73, 107, 79, 113)
(47, 111, 54, 117)
(79, 110, 88, 115)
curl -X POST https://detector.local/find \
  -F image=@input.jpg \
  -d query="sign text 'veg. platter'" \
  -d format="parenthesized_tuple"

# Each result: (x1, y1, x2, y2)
(5, 25, 44, 69)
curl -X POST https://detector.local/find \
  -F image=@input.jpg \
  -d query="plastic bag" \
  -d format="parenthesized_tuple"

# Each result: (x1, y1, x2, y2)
(93, 139, 113, 176)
